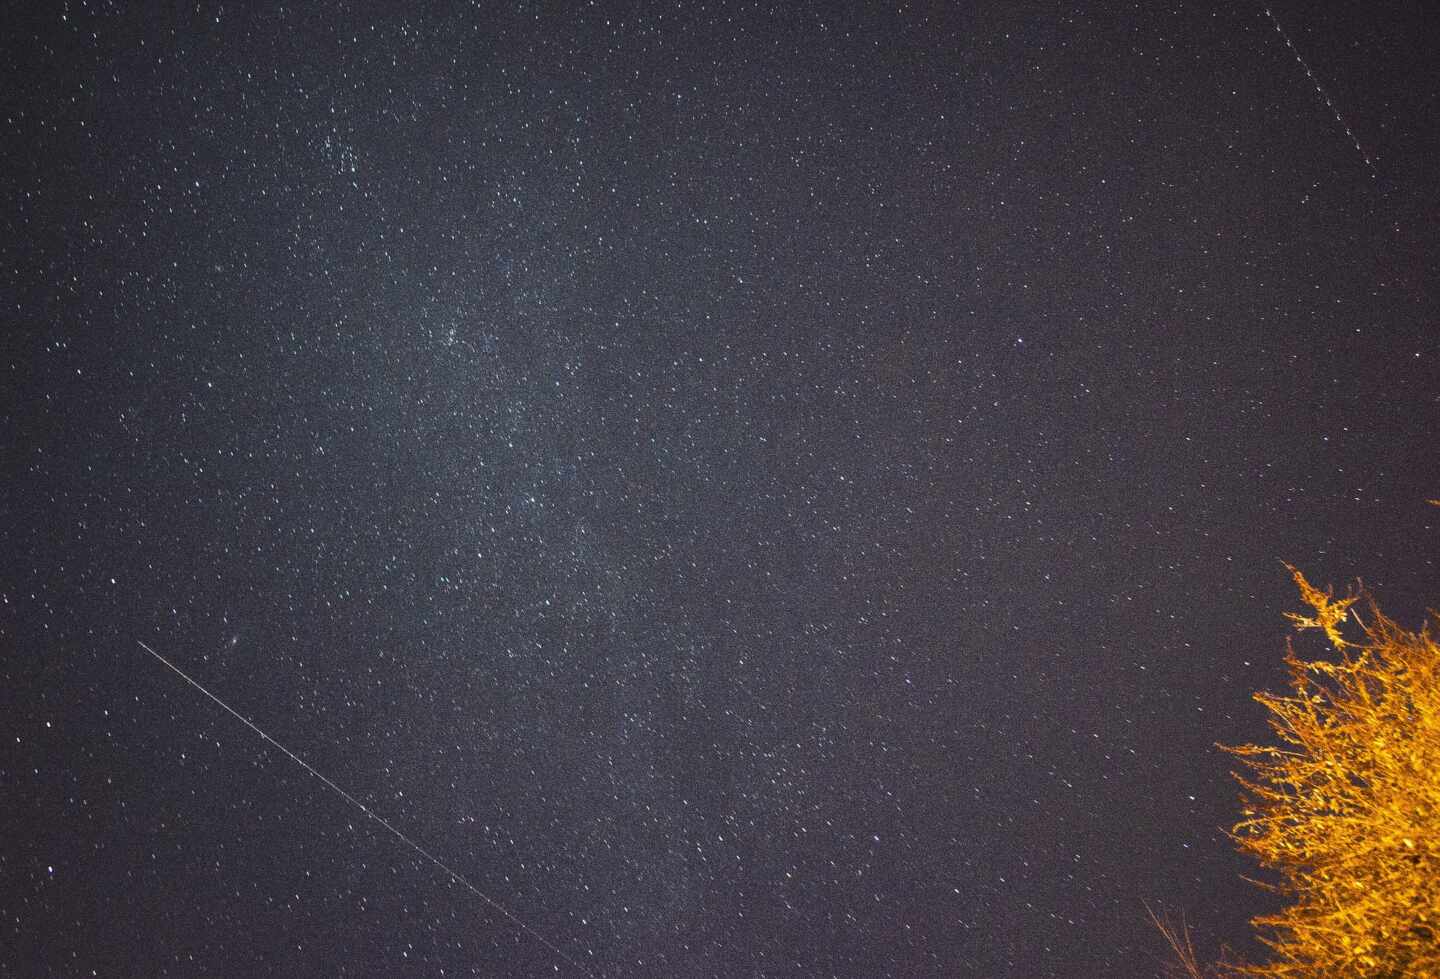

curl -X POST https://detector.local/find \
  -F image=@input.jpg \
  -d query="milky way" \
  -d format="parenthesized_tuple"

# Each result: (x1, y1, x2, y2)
(6, 3, 1439, 976)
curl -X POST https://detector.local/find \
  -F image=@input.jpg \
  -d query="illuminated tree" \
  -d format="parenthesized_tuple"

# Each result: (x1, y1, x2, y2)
(1217, 564, 1440, 976)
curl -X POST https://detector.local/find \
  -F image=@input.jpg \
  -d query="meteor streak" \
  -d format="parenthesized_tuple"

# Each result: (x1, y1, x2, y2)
(136, 639, 593, 977)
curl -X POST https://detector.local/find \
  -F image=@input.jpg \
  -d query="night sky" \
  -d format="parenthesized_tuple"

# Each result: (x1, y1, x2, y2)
(5, 3, 1440, 976)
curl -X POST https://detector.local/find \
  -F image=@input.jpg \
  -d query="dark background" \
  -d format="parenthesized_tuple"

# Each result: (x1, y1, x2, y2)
(4, 2, 1438, 976)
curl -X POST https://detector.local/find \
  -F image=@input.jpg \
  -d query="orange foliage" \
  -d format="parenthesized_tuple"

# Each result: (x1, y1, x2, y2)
(1220, 567, 1440, 976)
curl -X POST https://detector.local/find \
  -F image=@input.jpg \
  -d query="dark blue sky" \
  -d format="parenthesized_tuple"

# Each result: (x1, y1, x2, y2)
(5, 2, 1438, 976)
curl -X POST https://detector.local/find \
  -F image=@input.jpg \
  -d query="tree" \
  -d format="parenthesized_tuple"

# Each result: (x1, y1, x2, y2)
(1213, 564, 1440, 976)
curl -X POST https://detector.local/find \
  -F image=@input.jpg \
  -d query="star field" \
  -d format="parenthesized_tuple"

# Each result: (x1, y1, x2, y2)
(5, 3, 1440, 976)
